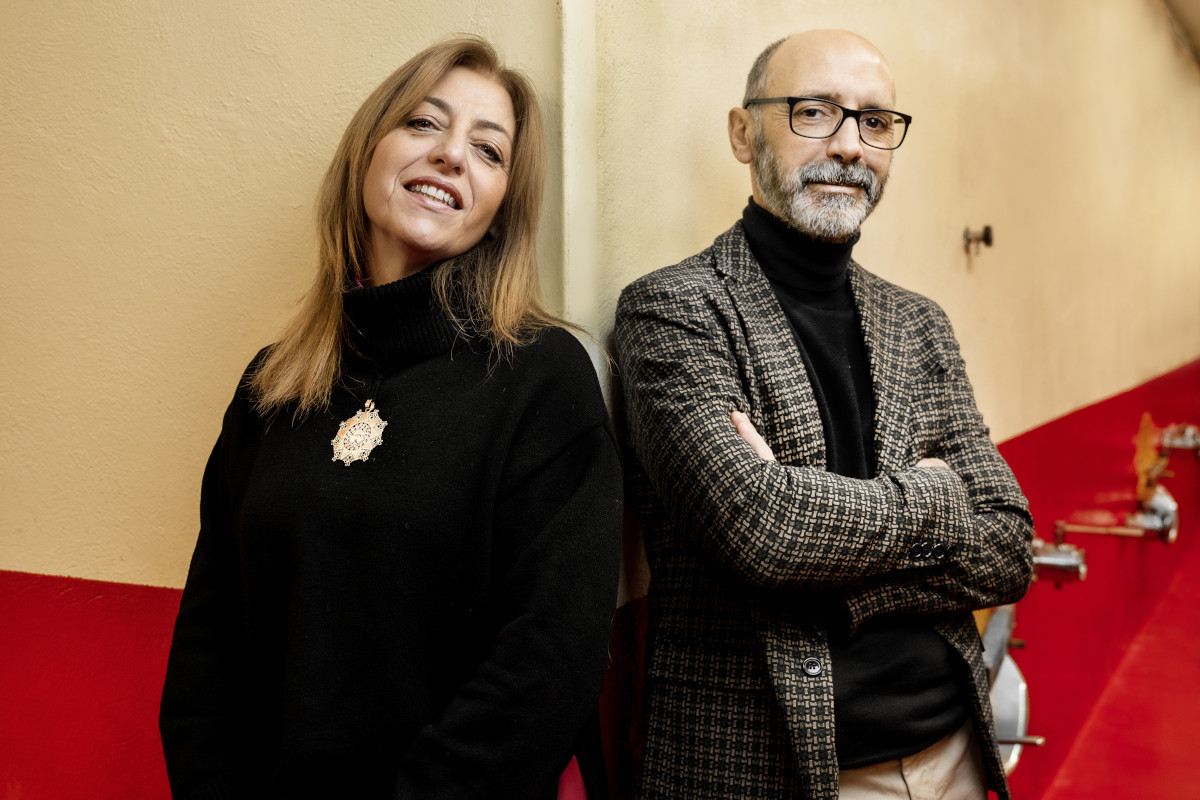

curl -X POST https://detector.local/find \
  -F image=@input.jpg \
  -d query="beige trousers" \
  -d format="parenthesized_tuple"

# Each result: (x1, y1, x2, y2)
(837, 721, 987, 800)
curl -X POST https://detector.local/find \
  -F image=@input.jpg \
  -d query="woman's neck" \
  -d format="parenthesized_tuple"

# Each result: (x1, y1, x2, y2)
(364, 231, 432, 286)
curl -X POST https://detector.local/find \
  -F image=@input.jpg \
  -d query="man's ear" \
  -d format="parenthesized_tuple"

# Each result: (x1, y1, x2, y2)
(728, 107, 755, 165)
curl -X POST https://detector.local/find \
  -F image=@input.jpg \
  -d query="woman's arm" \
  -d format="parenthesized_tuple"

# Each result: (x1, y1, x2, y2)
(394, 334, 623, 800)
(159, 387, 257, 800)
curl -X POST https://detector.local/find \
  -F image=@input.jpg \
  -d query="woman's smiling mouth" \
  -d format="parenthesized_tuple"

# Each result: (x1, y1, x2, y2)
(405, 181, 461, 209)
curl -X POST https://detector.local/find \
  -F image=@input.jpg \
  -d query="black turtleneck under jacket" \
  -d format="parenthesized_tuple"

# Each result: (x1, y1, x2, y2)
(741, 199, 968, 769)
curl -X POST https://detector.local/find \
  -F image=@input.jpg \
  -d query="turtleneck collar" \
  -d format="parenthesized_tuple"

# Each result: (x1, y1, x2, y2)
(341, 268, 464, 368)
(741, 198, 859, 293)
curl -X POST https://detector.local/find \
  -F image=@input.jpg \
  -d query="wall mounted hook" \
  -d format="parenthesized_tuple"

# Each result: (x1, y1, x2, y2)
(964, 225, 993, 255)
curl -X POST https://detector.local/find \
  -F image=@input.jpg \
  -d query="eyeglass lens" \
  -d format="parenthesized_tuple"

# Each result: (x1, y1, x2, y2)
(791, 99, 907, 149)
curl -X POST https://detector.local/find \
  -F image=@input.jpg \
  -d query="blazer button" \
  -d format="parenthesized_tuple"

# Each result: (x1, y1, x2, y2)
(909, 541, 929, 560)
(932, 542, 948, 560)
(802, 658, 823, 676)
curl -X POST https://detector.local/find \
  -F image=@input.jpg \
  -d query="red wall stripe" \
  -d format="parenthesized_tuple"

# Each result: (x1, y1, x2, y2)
(1038, 539, 1200, 799)
(1, 360, 1197, 799)
(0, 571, 180, 799)
(999, 359, 1200, 800)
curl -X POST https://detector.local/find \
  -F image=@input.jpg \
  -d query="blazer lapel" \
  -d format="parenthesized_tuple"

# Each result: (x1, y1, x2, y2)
(713, 225, 825, 468)
(849, 264, 913, 474)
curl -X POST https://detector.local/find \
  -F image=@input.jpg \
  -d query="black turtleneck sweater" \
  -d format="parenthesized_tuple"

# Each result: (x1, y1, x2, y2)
(161, 269, 623, 800)
(742, 200, 967, 768)
(741, 201, 875, 478)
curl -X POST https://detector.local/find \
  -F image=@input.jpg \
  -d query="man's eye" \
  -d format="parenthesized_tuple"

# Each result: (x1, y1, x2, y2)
(861, 113, 892, 131)
(792, 103, 837, 127)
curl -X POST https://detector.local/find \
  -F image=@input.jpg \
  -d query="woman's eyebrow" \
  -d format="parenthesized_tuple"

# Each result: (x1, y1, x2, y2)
(475, 119, 511, 139)
(424, 95, 512, 140)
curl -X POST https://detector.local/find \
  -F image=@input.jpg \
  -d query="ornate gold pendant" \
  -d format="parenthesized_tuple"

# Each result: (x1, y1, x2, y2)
(331, 399, 387, 465)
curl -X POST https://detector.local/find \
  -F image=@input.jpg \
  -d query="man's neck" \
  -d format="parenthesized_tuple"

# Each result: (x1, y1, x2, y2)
(741, 198, 859, 292)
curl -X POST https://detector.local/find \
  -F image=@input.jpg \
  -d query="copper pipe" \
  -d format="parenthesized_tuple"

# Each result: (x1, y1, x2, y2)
(1054, 521, 1149, 543)
(997, 735, 1046, 747)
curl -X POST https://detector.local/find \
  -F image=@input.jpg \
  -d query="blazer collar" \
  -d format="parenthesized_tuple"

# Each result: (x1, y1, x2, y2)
(713, 222, 913, 473)
(847, 265, 914, 473)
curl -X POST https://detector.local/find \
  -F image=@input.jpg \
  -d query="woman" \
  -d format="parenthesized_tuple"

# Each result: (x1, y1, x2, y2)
(159, 36, 622, 800)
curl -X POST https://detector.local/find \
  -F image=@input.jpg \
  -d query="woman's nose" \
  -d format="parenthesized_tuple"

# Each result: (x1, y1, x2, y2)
(430, 132, 466, 172)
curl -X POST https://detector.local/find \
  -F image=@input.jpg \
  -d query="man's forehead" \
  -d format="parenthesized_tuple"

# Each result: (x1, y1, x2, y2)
(779, 86, 895, 109)
(765, 31, 896, 106)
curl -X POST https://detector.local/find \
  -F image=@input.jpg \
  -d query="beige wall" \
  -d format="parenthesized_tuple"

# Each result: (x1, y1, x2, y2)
(3, 0, 1199, 589)
(0, 0, 563, 587)
(588, 0, 1200, 440)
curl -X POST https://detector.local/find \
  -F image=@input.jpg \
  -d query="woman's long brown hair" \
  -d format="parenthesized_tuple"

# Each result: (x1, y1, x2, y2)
(249, 35, 559, 418)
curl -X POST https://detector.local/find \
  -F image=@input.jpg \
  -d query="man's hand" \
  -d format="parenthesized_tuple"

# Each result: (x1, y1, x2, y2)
(731, 411, 776, 462)
(734, 411, 949, 472)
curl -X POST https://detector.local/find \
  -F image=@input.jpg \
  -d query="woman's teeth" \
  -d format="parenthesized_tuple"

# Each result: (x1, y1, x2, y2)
(407, 184, 458, 208)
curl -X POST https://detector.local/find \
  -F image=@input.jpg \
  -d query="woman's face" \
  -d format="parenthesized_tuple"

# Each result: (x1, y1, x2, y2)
(362, 66, 516, 284)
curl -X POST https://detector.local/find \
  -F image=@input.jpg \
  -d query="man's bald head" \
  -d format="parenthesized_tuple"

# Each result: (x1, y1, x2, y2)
(743, 30, 895, 110)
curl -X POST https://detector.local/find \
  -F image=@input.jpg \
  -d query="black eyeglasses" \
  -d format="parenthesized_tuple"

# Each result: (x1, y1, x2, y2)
(743, 97, 912, 150)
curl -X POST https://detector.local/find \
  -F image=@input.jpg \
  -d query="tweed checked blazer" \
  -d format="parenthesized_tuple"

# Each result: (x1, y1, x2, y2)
(614, 222, 1034, 800)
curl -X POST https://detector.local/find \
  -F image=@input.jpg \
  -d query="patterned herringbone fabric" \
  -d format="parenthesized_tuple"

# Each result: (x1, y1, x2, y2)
(615, 222, 1034, 800)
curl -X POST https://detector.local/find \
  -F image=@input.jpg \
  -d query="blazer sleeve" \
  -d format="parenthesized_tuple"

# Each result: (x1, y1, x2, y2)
(835, 305, 1033, 636)
(616, 274, 1016, 594)
(393, 337, 623, 800)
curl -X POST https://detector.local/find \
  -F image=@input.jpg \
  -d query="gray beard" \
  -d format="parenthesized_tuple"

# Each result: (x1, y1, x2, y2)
(752, 128, 888, 242)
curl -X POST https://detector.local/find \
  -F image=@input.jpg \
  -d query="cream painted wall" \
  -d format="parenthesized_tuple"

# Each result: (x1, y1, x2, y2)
(588, 0, 1200, 441)
(0, 0, 562, 587)
(4, 0, 1200, 589)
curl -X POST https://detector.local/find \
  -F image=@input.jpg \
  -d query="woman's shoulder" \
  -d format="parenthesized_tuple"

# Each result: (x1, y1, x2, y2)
(242, 344, 275, 376)
(492, 326, 604, 405)
(517, 324, 589, 357)
(508, 326, 601, 381)
(217, 345, 281, 428)
(502, 326, 615, 452)
(226, 345, 274, 401)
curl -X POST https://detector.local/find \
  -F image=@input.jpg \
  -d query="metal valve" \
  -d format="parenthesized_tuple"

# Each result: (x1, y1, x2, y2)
(1031, 538, 1087, 587)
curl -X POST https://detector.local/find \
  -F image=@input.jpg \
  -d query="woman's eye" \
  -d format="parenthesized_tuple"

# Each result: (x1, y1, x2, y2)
(406, 117, 435, 131)
(476, 143, 504, 164)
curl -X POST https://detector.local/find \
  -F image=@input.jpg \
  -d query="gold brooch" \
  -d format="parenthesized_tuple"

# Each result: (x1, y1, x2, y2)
(331, 399, 387, 465)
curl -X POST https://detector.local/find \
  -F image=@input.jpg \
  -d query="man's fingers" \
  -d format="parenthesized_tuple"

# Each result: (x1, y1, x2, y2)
(731, 411, 777, 462)
(915, 457, 950, 470)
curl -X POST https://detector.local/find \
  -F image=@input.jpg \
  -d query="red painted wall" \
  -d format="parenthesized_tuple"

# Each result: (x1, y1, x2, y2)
(2, 360, 1197, 799)
(0, 571, 179, 799)
(1000, 359, 1200, 800)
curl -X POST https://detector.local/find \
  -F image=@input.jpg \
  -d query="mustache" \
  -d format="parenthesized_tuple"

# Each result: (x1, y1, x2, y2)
(796, 159, 879, 193)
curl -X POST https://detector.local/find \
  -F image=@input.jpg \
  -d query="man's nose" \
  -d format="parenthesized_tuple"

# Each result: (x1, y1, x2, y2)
(825, 116, 864, 162)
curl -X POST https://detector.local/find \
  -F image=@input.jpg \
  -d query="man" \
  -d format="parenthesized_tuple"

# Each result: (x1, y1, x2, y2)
(614, 30, 1033, 800)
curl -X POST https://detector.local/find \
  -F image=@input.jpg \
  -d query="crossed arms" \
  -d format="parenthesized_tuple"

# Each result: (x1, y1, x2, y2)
(615, 272, 1033, 634)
